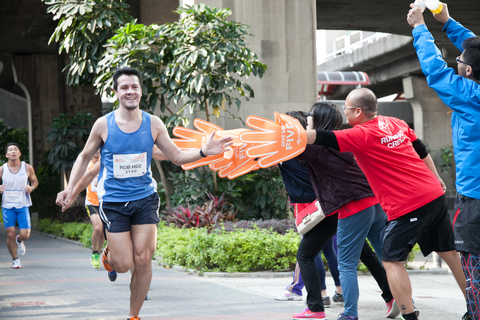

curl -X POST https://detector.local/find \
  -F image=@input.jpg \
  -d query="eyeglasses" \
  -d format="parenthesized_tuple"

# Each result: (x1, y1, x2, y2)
(456, 56, 469, 65)
(342, 105, 361, 111)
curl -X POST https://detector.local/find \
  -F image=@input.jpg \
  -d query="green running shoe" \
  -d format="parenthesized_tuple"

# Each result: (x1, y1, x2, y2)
(91, 253, 101, 269)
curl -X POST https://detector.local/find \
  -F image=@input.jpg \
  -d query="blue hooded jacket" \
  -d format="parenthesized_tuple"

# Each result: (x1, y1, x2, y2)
(413, 19, 480, 199)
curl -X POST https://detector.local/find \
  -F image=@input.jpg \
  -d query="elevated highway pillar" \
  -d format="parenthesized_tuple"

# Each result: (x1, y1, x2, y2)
(403, 75, 455, 193)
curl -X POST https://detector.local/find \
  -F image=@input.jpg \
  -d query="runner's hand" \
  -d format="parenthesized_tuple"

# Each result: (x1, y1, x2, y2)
(0, 184, 5, 193)
(172, 119, 234, 170)
(209, 142, 260, 179)
(56, 190, 75, 212)
(239, 112, 307, 168)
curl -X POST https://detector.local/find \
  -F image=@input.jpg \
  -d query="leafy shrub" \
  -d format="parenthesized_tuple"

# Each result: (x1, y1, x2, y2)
(30, 161, 61, 219)
(37, 218, 92, 247)
(79, 224, 95, 247)
(155, 222, 299, 273)
(214, 219, 295, 235)
(38, 218, 63, 236)
(164, 193, 237, 230)
(158, 163, 289, 220)
(45, 111, 94, 173)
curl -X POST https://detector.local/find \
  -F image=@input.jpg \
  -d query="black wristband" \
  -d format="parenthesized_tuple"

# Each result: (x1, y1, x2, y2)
(199, 148, 207, 158)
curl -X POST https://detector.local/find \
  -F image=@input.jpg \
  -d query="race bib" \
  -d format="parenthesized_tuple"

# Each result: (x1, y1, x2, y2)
(4, 190, 22, 203)
(113, 152, 147, 179)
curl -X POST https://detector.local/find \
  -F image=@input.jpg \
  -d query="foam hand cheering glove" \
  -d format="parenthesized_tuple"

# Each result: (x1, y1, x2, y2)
(239, 112, 307, 168)
(209, 141, 260, 179)
(172, 119, 242, 170)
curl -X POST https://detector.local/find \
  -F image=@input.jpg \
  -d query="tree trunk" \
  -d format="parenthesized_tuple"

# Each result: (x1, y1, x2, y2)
(154, 159, 171, 208)
(204, 101, 217, 191)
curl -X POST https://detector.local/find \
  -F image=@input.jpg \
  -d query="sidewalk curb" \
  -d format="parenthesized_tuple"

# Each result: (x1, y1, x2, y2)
(26, 226, 452, 278)
(31, 228, 88, 248)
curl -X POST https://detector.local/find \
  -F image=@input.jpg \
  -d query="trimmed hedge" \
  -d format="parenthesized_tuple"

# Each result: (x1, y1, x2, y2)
(155, 222, 300, 273)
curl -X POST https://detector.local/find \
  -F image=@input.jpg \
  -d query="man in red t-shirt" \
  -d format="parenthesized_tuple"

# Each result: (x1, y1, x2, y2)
(305, 88, 466, 320)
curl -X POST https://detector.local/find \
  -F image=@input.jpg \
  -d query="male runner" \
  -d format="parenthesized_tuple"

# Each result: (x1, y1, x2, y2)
(56, 67, 233, 319)
(1, 142, 38, 269)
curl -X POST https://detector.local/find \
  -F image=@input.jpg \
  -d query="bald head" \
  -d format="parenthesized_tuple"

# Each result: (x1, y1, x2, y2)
(347, 88, 377, 116)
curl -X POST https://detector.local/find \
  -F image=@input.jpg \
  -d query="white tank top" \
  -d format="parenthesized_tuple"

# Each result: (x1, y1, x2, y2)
(1, 162, 32, 209)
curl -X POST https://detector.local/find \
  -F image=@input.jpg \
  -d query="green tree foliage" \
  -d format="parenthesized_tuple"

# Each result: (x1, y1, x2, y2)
(0, 119, 29, 165)
(42, 0, 134, 85)
(45, 111, 94, 173)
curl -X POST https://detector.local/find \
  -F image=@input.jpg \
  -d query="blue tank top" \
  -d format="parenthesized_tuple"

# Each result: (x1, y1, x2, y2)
(97, 110, 156, 202)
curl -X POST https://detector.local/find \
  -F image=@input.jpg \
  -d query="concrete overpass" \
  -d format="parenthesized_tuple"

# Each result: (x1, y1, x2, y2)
(0, 0, 478, 192)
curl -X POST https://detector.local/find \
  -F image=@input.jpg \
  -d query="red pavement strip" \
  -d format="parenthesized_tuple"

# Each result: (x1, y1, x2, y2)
(10, 301, 46, 307)
(0, 259, 87, 264)
(146, 314, 294, 320)
(0, 275, 189, 286)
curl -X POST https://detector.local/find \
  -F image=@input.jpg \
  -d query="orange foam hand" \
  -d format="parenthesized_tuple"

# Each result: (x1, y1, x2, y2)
(239, 112, 307, 168)
(172, 119, 243, 170)
(209, 142, 260, 179)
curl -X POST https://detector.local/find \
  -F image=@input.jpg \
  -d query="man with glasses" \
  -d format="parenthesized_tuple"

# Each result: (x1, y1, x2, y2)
(408, 3, 480, 319)
(305, 87, 467, 320)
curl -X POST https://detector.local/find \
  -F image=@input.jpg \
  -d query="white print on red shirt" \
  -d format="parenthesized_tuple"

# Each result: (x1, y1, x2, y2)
(380, 130, 406, 148)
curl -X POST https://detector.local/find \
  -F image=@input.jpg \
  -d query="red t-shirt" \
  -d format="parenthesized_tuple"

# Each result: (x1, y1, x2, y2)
(334, 115, 444, 221)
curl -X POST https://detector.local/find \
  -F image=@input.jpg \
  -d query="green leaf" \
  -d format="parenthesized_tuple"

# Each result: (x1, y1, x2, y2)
(194, 74, 204, 93)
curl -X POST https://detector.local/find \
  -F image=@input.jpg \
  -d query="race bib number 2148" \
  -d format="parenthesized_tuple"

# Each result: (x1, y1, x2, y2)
(113, 152, 147, 179)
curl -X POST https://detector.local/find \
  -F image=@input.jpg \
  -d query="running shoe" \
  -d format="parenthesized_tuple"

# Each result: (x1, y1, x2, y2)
(12, 258, 21, 269)
(463, 311, 472, 320)
(293, 308, 327, 319)
(332, 292, 344, 303)
(16, 236, 26, 256)
(108, 270, 117, 282)
(127, 317, 140, 320)
(273, 290, 303, 301)
(101, 245, 114, 272)
(336, 313, 357, 320)
(386, 299, 400, 318)
(91, 253, 101, 269)
(323, 296, 331, 308)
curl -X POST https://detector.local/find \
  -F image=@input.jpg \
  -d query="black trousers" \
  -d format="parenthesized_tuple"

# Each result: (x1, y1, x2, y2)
(297, 213, 338, 312)
(360, 240, 393, 303)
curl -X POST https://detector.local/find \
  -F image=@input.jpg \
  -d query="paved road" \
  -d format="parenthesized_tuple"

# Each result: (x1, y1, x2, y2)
(0, 225, 468, 319)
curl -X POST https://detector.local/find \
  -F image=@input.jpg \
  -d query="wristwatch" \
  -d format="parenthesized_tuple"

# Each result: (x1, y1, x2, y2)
(199, 148, 207, 158)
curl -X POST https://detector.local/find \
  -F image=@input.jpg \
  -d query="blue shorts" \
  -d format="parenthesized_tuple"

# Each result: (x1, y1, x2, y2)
(99, 192, 160, 233)
(2, 207, 31, 229)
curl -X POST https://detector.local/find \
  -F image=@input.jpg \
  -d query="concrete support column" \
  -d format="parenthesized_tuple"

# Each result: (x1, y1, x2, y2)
(173, 0, 318, 129)
(402, 75, 454, 192)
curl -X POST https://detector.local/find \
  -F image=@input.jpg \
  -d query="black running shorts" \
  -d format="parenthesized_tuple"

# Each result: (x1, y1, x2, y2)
(86, 205, 99, 217)
(99, 192, 160, 233)
(382, 195, 455, 261)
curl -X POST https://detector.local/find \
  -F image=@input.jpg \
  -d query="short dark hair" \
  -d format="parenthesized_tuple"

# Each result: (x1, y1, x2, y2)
(462, 37, 480, 81)
(286, 111, 308, 129)
(309, 101, 343, 131)
(5, 142, 20, 154)
(113, 67, 142, 91)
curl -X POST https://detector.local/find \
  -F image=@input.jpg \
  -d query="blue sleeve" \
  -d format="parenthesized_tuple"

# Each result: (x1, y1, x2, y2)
(412, 24, 480, 116)
(443, 18, 476, 52)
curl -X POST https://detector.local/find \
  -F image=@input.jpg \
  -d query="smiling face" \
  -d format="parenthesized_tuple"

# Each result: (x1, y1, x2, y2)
(114, 75, 142, 110)
(5, 145, 21, 161)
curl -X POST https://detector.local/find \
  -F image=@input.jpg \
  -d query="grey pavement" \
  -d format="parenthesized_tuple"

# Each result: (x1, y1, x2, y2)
(0, 225, 468, 320)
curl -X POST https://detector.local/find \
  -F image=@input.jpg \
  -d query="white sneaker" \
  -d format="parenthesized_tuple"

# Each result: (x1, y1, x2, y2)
(16, 236, 26, 256)
(273, 291, 302, 301)
(12, 259, 21, 269)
